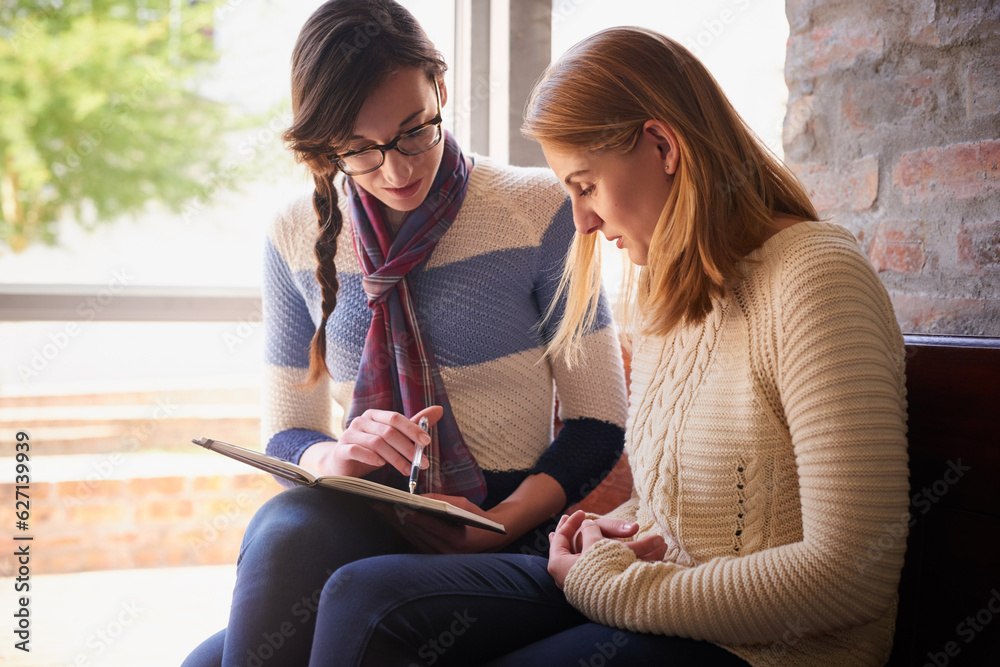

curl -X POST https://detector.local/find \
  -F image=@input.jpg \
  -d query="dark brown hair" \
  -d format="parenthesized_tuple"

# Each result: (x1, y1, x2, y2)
(282, 0, 446, 387)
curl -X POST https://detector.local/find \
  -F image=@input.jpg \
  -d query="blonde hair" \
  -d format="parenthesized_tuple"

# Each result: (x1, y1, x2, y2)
(523, 27, 818, 364)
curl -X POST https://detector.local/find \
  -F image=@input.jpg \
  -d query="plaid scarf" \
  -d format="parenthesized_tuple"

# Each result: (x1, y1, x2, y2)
(346, 132, 487, 505)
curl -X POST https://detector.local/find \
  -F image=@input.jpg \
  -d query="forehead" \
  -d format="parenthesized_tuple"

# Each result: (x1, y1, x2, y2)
(541, 144, 594, 181)
(352, 67, 435, 141)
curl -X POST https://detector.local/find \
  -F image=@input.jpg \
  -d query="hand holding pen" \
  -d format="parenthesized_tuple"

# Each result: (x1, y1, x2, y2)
(409, 416, 430, 494)
(301, 406, 441, 480)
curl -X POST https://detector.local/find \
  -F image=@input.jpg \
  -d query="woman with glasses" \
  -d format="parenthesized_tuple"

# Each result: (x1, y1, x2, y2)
(182, 1, 628, 665)
(276, 25, 909, 667)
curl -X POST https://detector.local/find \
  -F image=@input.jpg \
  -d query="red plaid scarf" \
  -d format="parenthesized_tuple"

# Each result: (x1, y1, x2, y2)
(346, 132, 487, 504)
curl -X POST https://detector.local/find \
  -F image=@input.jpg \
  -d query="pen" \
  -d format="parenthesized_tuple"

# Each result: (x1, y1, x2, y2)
(408, 416, 429, 494)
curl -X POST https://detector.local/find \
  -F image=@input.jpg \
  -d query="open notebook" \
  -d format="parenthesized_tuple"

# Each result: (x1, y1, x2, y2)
(191, 437, 505, 535)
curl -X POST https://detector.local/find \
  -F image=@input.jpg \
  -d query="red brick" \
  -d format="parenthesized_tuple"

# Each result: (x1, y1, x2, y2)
(786, 22, 884, 81)
(868, 221, 928, 274)
(967, 59, 1000, 118)
(205, 498, 247, 522)
(136, 499, 193, 522)
(957, 220, 1000, 275)
(896, 72, 937, 110)
(193, 476, 226, 492)
(65, 503, 126, 524)
(843, 89, 875, 132)
(57, 479, 124, 503)
(791, 156, 879, 213)
(894, 140, 1000, 203)
(128, 476, 186, 496)
(38, 534, 85, 550)
(104, 531, 141, 545)
(22, 482, 54, 500)
(230, 473, 276, 491)
(32, 503, 59, 524)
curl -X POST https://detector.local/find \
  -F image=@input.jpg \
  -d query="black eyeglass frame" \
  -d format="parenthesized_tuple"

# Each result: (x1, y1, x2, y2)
(331, 80, 443, 176)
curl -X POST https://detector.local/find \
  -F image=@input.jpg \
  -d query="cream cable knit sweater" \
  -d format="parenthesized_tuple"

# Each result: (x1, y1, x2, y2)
(564, 221, 909, 666)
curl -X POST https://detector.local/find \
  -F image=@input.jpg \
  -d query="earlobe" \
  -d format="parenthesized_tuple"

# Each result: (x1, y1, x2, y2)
(643, 120, 680, 175)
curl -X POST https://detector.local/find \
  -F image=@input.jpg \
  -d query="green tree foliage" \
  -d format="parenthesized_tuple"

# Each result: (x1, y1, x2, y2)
(0, 0, 232, 252)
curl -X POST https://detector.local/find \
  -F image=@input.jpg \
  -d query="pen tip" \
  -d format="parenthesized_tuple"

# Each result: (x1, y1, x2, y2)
(409, 481, 417, 494)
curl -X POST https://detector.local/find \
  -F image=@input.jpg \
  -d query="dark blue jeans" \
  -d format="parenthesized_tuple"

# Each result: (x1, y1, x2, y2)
(182, 487, 748, 667)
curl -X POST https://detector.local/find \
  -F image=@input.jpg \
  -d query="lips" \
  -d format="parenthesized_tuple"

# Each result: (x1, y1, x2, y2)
(383, 178, 423, 200)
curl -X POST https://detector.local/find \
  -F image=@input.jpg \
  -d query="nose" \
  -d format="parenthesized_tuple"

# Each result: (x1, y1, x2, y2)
(571, 198, 602, 236)
(380, 149, 414, 186)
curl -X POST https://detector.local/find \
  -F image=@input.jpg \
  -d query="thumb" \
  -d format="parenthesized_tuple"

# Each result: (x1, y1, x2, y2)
(595, 517, 639, 538)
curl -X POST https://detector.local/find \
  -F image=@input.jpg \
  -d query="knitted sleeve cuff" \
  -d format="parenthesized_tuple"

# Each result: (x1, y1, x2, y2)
(563, 538, 637, 623)
(265, 428, 336, 488)
(530, 417, 625, 507)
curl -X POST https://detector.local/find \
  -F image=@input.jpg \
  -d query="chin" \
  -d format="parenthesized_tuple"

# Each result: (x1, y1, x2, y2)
(627, 249, 648, 266)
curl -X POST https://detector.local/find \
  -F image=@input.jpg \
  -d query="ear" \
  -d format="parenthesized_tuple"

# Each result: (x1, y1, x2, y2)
(642, 120, 680, 175)
(437, 75, 448, 110)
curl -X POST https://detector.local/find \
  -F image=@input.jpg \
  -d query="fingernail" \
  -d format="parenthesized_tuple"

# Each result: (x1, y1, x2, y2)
(420, 434, 431, 445)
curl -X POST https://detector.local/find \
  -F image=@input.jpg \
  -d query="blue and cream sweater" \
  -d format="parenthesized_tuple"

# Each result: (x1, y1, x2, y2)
(261, 156, 629, 510)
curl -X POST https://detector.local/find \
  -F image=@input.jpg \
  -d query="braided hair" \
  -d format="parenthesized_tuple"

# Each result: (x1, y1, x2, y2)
(281, 0, 447, 387)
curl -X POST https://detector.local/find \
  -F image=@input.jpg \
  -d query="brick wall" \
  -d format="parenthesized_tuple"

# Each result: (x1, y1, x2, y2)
(784, 0, 1000, 335)
(0, 472, 282, 575)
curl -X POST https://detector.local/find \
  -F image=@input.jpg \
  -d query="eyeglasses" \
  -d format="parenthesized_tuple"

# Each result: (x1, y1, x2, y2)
(332, 81, 443, 176)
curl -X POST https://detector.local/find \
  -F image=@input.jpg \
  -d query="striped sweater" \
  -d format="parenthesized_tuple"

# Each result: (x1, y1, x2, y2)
(564, 221, 909, 665)
(261, 156, 628, 510)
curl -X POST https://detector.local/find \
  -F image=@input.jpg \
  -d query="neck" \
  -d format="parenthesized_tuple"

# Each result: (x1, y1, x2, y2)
(384, 206, 408, 233)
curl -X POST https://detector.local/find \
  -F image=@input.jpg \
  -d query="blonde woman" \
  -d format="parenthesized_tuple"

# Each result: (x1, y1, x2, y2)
(533, 27, 910, 666)
(297, 26, 909, 667)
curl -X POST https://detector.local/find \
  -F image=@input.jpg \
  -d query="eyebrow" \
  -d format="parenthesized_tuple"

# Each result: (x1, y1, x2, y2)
(563, 169, 591, 185)
(350, 107, 428, 141)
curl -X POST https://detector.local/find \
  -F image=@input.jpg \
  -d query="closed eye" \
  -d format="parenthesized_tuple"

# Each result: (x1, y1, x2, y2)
(580, 185, 595, 197)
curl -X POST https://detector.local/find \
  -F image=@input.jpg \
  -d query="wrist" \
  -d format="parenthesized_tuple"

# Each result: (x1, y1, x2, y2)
(489, 473, 566, 539)
(298, 440, 338, 475)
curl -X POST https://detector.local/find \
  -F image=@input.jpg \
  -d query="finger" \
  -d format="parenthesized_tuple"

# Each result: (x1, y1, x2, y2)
(554, 510, 587, 539)
(336, 443, 386, 469)
(412, 405, 445, 428)
(352, 432, 413, 476)
(363, 412, 430, 464)
(370, 409, 434, 449)
(594, 517, 639, 538)
(578, 519, 604, 551)
(342, 413, 415, 469)
(548, 527, 575, 558)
